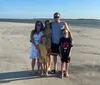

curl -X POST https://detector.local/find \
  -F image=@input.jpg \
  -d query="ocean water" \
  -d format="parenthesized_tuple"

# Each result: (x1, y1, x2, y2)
(66, 19, 100, 28)
(0, 19, 100, 28)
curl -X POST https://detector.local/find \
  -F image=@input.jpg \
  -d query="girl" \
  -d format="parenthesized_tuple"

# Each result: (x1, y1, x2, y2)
(59, 29, 73, 78)
(30, 21, 44, 75)
(44, 20, 52, 71)
(38, 35, 49, 76)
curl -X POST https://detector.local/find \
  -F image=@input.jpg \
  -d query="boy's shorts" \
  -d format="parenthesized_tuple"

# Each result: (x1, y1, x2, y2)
(61, 57, 70, 63)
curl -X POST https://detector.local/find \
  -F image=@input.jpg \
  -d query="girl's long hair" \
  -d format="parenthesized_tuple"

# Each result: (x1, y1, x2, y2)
(33, 21, 44, 33)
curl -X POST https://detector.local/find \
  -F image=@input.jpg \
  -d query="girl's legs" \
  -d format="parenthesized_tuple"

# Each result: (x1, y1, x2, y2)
(46, 62, 48, 76)
(41, 63, 44, 75)
(31, 59, 36, 73)
(37, 59, 41, 72)
(61, 62, 64, 78)
(65, 63, 69, 77)
(48, 55, 52, 71)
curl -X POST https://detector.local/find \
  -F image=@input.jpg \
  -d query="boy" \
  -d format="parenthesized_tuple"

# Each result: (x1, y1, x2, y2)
(59, 29, 73, 78)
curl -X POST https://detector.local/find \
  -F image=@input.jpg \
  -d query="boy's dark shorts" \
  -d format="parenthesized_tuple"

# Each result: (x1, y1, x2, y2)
(51, 43, 59, 56)
(61, 57, 70, 63)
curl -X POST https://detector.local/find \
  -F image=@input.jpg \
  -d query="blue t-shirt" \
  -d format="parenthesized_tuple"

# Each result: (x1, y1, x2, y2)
(51, 22, 65, 44)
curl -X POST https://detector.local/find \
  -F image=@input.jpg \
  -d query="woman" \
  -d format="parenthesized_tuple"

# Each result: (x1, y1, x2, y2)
(44, 20, 52, 71)
(29, 21, 44, 74)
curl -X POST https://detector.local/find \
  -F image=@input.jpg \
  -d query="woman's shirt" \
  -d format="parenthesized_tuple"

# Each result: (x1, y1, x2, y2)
(45, 28, 52, 46)
(33, 31, 43, 45)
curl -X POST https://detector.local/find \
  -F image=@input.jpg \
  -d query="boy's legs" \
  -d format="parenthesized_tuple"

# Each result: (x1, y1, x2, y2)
(65, 62, 69, 77)
(61, 62, 64, 78)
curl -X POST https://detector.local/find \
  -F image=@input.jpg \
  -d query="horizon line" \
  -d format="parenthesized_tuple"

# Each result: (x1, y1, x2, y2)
(0, 18, 100, 20)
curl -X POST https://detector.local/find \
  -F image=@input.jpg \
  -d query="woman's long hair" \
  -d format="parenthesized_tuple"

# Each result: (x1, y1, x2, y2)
(33, 21, 44, 33)
(45, 20, 51, 29)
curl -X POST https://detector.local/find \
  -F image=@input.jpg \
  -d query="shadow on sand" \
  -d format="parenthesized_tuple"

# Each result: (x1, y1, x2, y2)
(0, 64, 100, 84)
(0, 70, 61, 83)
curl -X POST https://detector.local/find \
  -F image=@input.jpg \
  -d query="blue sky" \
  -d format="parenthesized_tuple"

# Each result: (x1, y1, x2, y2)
(0, 0, 100, 19)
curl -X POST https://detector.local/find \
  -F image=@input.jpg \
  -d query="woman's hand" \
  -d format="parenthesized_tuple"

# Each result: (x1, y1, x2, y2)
(35, 45, 39, 50)
(46, 53, 50, 57)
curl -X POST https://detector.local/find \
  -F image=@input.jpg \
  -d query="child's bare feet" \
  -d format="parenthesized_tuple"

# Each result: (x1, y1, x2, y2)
(41, 72, 44, 76)
(48, 67, 51, 71)
(46, 72, 49, 76)
(61, 73, 64, 79)
(66, 73, 69, 78)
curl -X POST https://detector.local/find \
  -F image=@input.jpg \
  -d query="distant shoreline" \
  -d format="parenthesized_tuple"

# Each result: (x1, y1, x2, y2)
(0, 18, 100, 28)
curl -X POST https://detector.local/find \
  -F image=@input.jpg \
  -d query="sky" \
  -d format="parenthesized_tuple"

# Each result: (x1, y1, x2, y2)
(0, 0, 100, 19)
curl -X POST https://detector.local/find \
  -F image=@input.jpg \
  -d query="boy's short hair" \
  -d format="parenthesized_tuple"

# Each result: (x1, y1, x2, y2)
(54, 12, 60, 16)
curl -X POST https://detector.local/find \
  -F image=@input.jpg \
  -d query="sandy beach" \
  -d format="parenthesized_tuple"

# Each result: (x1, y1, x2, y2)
(0, 22, 100, 85)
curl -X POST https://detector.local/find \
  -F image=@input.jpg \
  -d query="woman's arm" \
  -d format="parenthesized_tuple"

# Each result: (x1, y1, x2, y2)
(46, 45, 51, 56)
(30, 30, 39, 49)
(38, 46, 42, 59)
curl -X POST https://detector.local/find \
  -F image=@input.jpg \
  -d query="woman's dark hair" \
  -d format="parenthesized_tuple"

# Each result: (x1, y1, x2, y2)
(34, 21, 44, 33)
(45, 20, 51, 29)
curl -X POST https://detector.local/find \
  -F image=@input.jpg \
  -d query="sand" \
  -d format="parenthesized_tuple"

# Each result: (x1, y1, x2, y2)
(0, 22, 100, 85)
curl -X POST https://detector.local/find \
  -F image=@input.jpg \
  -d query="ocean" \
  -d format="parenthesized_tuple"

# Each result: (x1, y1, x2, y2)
(0, 19, 100, 28)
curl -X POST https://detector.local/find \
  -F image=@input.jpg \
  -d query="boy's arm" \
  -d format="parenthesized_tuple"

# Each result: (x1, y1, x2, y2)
(68, 39, 73, 58)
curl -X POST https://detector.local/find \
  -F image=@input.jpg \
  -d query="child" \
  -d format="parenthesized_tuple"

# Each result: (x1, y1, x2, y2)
(59, 29, 73, 78)
(38, 35, 49, 76)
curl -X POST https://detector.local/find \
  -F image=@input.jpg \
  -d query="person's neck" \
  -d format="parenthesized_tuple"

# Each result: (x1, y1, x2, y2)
(64, 36, 68, 38)
(42, 42, 46, 45)
(37, 31, 40, 34)
(56, 20, 61, 23)
(46, 27, 50, 30)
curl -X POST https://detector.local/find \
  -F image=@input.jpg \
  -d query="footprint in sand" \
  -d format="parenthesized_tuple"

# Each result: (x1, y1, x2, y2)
(85, 72, 94, 77)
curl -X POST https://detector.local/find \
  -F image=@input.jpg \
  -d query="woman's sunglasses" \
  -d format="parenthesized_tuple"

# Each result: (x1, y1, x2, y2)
(37, 23, 41, 26)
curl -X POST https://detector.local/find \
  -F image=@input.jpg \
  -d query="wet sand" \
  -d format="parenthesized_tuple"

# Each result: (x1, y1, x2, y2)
(0, 22, 100, 85)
